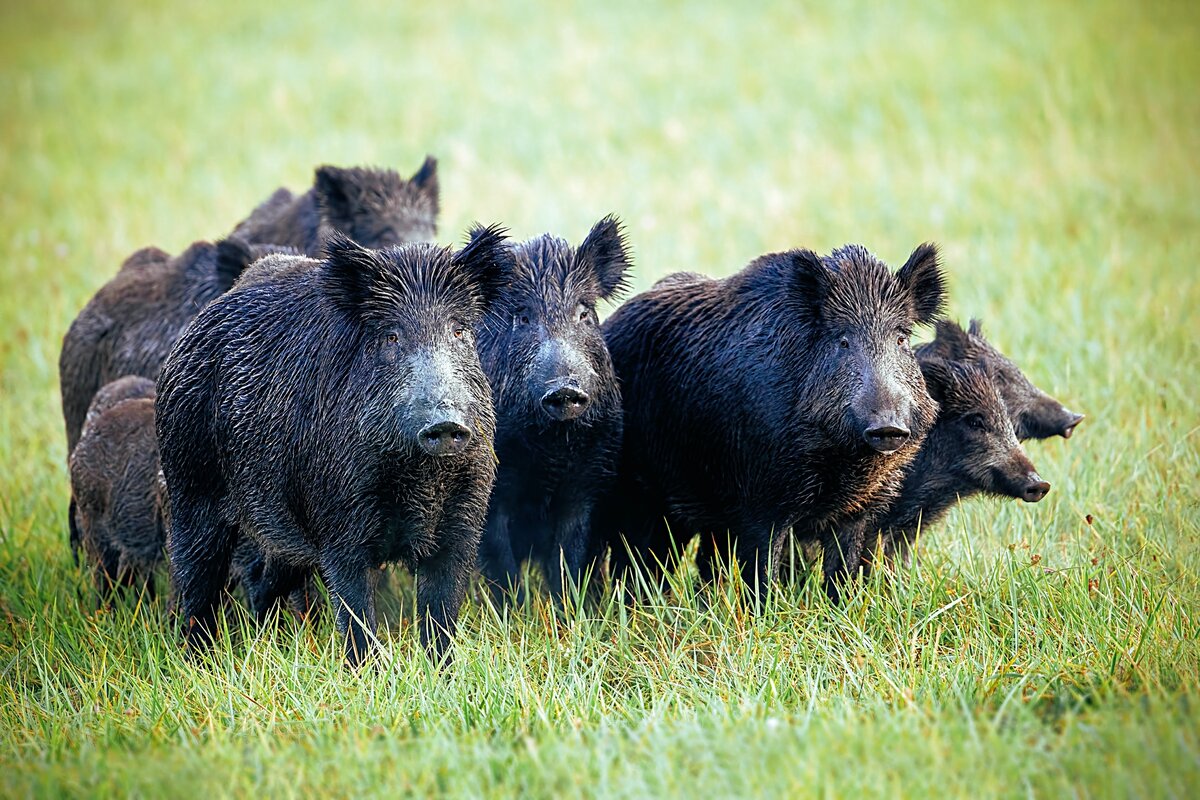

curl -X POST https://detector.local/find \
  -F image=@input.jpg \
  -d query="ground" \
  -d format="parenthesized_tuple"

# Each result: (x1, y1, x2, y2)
(0, 0, 1197, 796)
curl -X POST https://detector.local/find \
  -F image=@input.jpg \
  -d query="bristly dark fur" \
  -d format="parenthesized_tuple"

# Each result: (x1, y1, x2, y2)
(321, 226, 507, 325)
(596, 243, 946, 600)
(70, 376, 166, 600)
(231, 157, 440, 255)
(156, 230, 510, 667)
(474, 216, 632, 603)
(916, 319, 1083, 440)
(59, 238, 287, 554)
(836, 358, 1049, 577)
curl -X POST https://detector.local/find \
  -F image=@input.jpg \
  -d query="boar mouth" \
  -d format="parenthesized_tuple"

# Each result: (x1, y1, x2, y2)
(1061, 413, 1084, 439)
(863, 424, 911, 453)
(540, 385, 591, 422)
(417, 420, 474, 457)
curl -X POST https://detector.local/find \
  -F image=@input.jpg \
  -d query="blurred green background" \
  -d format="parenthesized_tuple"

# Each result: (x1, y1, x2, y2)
(1, 0, 1197, 796)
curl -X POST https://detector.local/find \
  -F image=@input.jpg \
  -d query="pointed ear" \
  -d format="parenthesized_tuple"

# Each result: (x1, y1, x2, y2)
(213, 237, 256, 290)
(411, 155, 438, 190)
(314, 166, 358, 230)
(932, 319, 972, 359)
(456, 223, 512, 309)
(321, 230, 384, 315)
(787, 249, 830, 318)
(968, 318, 983, 337)
(410, 155, 440, 219)
(578, 214, 632, 300)
(897, 242, 946, 324)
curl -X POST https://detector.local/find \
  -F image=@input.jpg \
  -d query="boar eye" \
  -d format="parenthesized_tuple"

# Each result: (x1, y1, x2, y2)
(966, 413, 987, 431)
(839, 337, 850, 350)
(578, 305, 591, 323)
(515, 310, 531, 326)
(452, 326, 467, 340)
(385, 332, 400, 345)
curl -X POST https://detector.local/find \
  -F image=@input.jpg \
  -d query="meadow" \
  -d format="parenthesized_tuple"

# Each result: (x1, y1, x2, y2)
(1, 0, 1198, 796)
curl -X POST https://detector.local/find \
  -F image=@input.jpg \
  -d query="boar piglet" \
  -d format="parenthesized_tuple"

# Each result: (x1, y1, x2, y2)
(157, 228, 509, 667)
(231, 157, 439, 254)
(598, 243, 946, 599)
(826, 358, 1051, 594)
(60, 238, 291, 553)
(475, 216, 632, 604)
(69, 376, 166, 599)
(917, 319, 1083, 440)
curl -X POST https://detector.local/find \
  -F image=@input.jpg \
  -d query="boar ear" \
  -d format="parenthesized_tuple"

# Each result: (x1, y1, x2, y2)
(456, 223, 512, 309)
(578, 214, 633, 300)
(321, 230, 385, 315)
(968, 318, 984, 337)
(787, 249, 830, 317)
(410, 155, 440, 215)
(897, 242, 946, 324)
(411, 156, 438, 190)
(932, 319, 972, 359)
(214, 237, 256, 290)
(314, 166, 358, 230)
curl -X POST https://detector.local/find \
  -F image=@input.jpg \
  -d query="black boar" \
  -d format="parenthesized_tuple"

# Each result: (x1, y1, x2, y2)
(475, 216, 632, 603)
(69, 376, 166, 597)
(156, 228, 509, 666)
(598, 243, 946, 598)
(820, 358, 1051, 594)
(60, 238, 276, 456)
(916, 319, 1083, 440)
(60, 239, 286, 553)
(231, 157, 439, 254)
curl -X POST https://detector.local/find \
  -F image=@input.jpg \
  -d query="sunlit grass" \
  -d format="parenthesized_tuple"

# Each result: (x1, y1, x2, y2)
(1, 0, 1198, 796)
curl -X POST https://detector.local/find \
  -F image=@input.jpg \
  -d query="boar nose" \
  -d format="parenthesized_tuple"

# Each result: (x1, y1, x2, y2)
(863, 424, 910, 453)
(1021, 472, 1051, 502)
(418, 420, 473, 457)
(1061, 412, 1084, 439)
(541, 385, 591, 422)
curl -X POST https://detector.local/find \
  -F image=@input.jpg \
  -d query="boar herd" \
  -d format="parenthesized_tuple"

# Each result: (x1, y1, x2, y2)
(59, 157, 1084, 667)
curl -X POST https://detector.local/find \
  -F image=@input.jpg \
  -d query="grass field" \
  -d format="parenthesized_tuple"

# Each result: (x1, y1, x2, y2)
(2, 0, 1198, 796)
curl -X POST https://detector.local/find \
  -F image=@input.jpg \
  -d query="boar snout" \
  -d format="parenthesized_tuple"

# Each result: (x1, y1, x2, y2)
(1061, 411, 1084, 439)
(418, 417, 473, 457)
(1021, 472, 1051, 502)
(862, 421, 911, 453)
(540, 382, 590, 422)
(854, 368, 916, 453)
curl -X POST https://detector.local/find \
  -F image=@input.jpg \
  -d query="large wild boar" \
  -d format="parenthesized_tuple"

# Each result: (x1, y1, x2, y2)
(598, 244, 946, 598)
(475, 216, 632, 603)
(59, 239, 286, 553)
(231, 158, 439, 254)
(156, 229, 509, 666)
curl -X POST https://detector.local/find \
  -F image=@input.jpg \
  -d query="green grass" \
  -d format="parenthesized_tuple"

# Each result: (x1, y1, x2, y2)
(2, 0, 1198, 796)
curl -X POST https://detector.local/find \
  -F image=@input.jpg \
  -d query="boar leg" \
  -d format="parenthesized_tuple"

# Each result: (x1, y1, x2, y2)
(477, 510, 521, 606)
(543, 509, 592, 607)
(68, 498, 82, 565)
(91, 548, 123, 606)
(248, 558, 315, 624)
(169, 498, 238, 650)
(416, 542, 475, 664)
(695, 530, 727, 586)
(819, 517, 870, 603)
(733, 529, 779, 609)
(321, 555, 378, 668)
